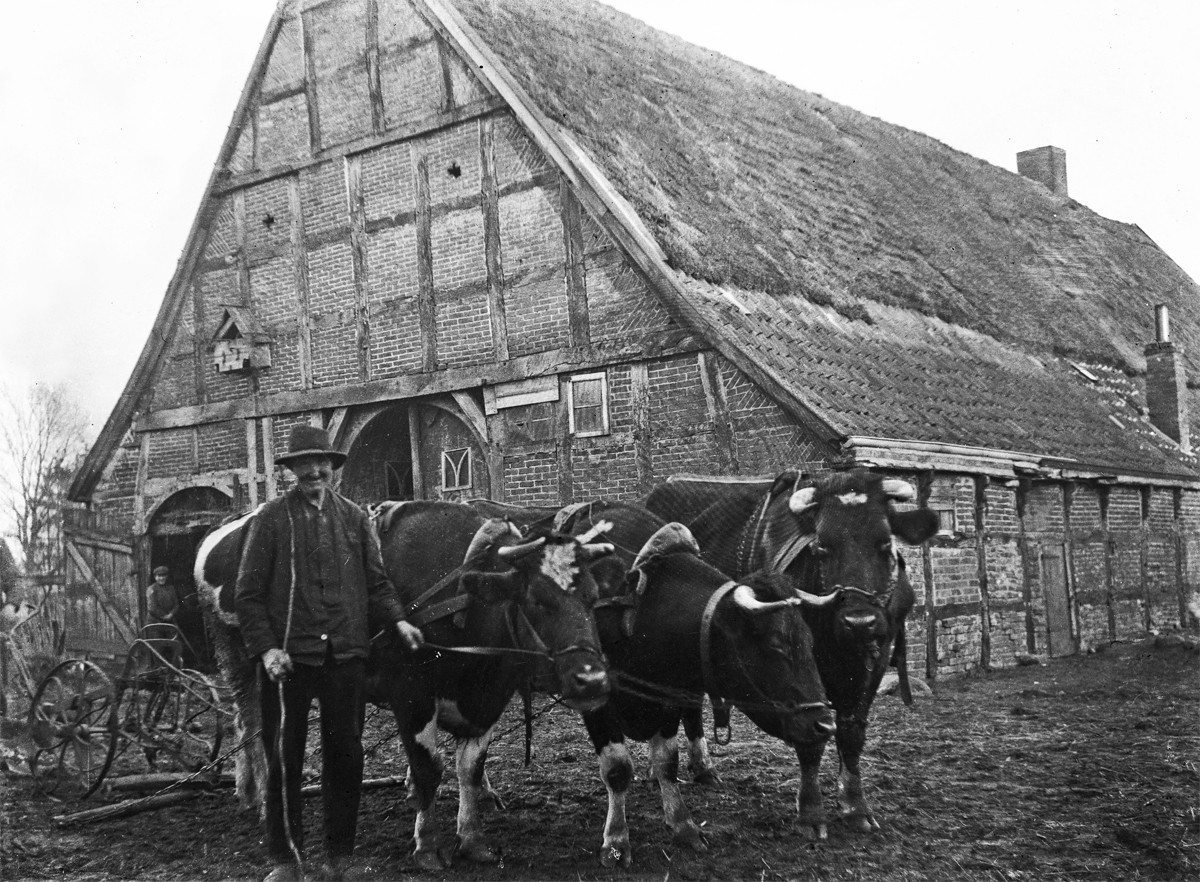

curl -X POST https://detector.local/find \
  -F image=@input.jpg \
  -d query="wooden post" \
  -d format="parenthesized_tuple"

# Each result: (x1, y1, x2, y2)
(288, 175, 313, 389)
(1100, 486, 1117, 640)
(300, 7, 321, 154)
(629, 363, 653, 495)
(346, 155, 372, 382)
(263, 415, 277, 500)
(1016, 480, 1037, 653)
(560, 180, 591, 351)
(414, 153, 438, 372)
(245, 419, 259, 508)
(408, 407, 424, 500)
(973, 476, 992, 670)
(557, 376, 574, 506)
(698, 352, 737, 475)
(918, 471, 937, 679)
(481, 118, 510, 362)
(365, 0, 385, 134)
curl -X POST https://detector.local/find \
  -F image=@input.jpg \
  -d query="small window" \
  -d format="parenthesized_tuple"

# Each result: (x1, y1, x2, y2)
(384, 461, 413, 500)
(568, 372, 609, 437)
(930, 505, 956, 536)
(441, 448, 472, 491)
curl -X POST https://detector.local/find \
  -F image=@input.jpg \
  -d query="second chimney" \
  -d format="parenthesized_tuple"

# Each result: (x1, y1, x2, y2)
(1144, 304, 1191, 452)
(1017, 146, 1069, 197)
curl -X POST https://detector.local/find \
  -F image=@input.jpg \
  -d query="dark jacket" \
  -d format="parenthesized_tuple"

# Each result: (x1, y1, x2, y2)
(234, 489, 406, 665)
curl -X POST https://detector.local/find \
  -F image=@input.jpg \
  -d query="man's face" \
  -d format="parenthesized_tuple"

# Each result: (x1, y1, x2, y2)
(154, 574, 168, 585)
(289, 454, 334, 501)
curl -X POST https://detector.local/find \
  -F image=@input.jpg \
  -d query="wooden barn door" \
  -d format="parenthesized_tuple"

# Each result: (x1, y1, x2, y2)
(62, 534, 138, 654)
(411, 403, 489, 502)
(1039, 545, 1076, 657)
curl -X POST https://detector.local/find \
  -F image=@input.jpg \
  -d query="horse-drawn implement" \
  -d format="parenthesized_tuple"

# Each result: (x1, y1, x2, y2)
(20, 623, 227, 798)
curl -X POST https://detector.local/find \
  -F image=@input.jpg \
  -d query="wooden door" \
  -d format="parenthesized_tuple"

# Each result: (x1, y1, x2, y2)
(412, 404, 489, 502)
(1040, 546, 1075, 657)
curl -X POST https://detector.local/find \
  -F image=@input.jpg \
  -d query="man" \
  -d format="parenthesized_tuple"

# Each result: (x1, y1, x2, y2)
(146, 566, 178, 633)
(235, 425, 423, 882)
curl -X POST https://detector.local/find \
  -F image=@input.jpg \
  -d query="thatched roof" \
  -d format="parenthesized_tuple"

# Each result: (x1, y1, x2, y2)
(452, 0, 1197, 477)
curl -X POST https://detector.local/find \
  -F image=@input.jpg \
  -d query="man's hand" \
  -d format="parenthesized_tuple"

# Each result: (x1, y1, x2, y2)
(262, 647, 293, 683)
(395, 620, 424, 652)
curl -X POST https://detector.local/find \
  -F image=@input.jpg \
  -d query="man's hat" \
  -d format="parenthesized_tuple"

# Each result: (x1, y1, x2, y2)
(152, 566, 170, 577)
(276, 425, 347, 469)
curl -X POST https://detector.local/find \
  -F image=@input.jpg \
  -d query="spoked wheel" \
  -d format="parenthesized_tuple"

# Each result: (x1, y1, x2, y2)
(112, 669, 226, 776)
(27, 659, 119, 798)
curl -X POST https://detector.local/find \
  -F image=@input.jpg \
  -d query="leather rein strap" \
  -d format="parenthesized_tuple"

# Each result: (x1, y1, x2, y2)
(699, 580, 738, 704)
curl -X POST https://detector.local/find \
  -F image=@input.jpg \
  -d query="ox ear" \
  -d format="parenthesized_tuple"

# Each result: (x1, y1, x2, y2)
(459, 570, 521, 606)
(889, 508, 939, 546)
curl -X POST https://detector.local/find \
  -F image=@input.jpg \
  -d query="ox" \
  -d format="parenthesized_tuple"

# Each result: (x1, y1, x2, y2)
(476, 499, 835, 865)
(644, 469, 938, 836)
(195, 499, 614, 869)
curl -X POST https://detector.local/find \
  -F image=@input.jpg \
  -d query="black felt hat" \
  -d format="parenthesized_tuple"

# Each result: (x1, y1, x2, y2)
(276, 425, 347, 469)
(152, 566, 170, 577)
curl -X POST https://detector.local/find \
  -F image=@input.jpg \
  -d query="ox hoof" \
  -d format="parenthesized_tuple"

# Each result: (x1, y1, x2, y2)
(600, 843, 633, 868)
(799, 822, 829, 841)
(456, 838, 500, 864)
(843, 814, 880, 834)
(671, 824, 707, 852)
(413, 849, 447, 871)
(691, 768, 722, 787)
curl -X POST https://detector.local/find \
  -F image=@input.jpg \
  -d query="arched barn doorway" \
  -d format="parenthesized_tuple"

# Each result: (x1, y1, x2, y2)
(340, 399, 491, 505)
(147, 486, 233, 671)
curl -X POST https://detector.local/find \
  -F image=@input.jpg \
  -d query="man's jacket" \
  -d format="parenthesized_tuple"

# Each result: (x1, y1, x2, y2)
(234, 489, 406, 665)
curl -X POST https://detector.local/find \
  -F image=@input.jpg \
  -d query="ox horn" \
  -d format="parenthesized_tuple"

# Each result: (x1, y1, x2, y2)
(496, 536, 547, 561)
(575, 519, 613, 546)
(789, 487, 817, 514)
(731, 585, 802, 615)
(882, 479, 916, 501)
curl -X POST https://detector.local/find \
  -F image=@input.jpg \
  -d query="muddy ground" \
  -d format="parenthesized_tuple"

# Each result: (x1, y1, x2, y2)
(2, 636, 1197, 881)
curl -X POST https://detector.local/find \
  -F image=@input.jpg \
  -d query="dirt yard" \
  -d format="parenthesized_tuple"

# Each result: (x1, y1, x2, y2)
(2, 636, 1197, 882)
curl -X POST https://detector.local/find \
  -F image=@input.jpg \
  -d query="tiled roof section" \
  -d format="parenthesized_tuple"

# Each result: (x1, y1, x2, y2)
(451, 0, 1199, 381)
(680, 277, 1197, 480)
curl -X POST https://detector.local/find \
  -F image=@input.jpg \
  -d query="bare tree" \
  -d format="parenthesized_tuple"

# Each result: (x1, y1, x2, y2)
(0, 382, 90, 573)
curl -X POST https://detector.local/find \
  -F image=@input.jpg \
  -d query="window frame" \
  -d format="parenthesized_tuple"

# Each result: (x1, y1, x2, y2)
(567, 371, 610, 438)
(440, 447, 473, 491)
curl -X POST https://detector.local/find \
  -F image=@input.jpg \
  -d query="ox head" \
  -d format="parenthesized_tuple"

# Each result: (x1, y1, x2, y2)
(785, 470, 937, 655)
(459, 517, 615, 712)
(632, 523, 835, 750)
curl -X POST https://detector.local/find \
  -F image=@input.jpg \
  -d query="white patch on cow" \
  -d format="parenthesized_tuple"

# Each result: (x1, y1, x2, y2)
(538, 543, 579, 593)
(416, 714, 440, 756)
(436, 698, 469, 729)
(455, 726, 497, 858)
(837, 491, 869, 506)
(194, 507, 262, 627)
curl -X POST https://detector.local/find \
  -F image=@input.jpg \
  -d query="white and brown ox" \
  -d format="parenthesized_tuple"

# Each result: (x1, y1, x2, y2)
(195, 499, 614, 868)
(644, 468, 938, 837)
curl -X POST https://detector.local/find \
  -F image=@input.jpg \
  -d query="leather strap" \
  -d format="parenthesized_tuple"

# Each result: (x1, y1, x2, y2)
(699, 581, 738, 704)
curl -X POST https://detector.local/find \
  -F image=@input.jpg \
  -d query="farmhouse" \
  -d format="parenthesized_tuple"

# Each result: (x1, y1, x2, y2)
(67, 0, 1198, 678)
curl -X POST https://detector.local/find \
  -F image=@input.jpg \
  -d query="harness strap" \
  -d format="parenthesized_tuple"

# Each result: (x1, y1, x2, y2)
(407, 594, 470, 628)
(770, 532, 815, 575)
(402, 567, 463, 619)
(699, 580, 738, 704)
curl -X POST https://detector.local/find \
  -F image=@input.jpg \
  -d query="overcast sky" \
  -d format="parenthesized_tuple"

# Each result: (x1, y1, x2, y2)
(1, 0, 1196, 439)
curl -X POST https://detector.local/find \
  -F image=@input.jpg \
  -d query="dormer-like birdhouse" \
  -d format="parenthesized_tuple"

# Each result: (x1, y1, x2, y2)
(211, 306, 272, 373)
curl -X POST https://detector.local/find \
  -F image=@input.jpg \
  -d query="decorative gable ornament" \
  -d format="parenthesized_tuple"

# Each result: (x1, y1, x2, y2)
(211, 305, 272, 373)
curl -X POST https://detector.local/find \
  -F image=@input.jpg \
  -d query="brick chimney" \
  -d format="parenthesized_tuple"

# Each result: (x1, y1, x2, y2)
(1144, 304, 1190, 451)
(1017, 146, 1068, 196)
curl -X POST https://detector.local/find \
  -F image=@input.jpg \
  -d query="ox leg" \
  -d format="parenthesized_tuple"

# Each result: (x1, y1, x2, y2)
(648, 730, 706, 852)
(454, 726, 501, 864)
(794, 741, 829, 840)
(405, 713, 448, 870)
(835, 715, 879, 833)
(585, 708, 634, 868)
(597, 742, 635, 867)
(681, 705, 721, 786)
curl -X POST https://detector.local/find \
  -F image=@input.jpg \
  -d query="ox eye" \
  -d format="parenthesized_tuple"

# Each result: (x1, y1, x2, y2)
(813, 545, 829, 559)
